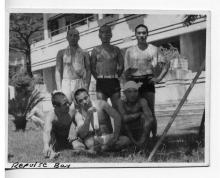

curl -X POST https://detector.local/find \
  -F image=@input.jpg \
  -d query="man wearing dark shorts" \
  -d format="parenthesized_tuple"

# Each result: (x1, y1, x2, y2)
(43, 92, 85, 159)
(91, 25, 124, 110)
(124, 24, 170, 139)
(117, 81, 153, 147)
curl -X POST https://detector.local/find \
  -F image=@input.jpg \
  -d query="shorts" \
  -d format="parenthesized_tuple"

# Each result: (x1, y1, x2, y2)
(96, 78, 121, 98)
(130, 74, 155, 94)
(50, 133, 72, 152)
(62, 78, 85, 102)
(126, 117, 144, 141)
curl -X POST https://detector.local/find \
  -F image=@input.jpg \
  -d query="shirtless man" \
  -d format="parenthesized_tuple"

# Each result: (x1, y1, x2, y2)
(55, 28, 91, 102)
(91, 25, 124, 110)
(72, 88, 130, 151)
(43, 91, 85, 159)
(117, 81, 153, 147)
(124, 24, 170, 139)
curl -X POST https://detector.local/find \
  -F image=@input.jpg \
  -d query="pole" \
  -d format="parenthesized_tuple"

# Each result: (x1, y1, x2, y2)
(147, 61, 205, 162)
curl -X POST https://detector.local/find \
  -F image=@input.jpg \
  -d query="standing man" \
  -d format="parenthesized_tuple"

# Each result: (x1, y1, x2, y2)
(91, 25, 124, 110)
(117, 81, 153, 147)
(72, 88, 130, 151)
(124, 24, 170, 139)
(55, 28, 91, 103)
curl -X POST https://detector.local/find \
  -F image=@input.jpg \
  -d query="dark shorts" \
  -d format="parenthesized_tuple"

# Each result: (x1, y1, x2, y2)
(51, 133, 72, 152)
(126, 117, 144, 141)
(96, 78, 121, 98)
(130, 74, 155, 94)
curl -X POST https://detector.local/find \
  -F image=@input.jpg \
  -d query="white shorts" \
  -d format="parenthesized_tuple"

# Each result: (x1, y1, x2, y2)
(61, 78, 85, 102)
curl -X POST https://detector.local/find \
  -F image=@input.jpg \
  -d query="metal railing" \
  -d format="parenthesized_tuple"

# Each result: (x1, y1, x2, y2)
(31, 15, 96, 44)
(49, 15, 95, 37)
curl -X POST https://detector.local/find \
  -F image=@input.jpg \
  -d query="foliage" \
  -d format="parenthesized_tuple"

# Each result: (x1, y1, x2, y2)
(183, 15, 206, 26)
(159, 43, 181, 61)
(9, 72, 44, 131)
(9, 13, 43, 77)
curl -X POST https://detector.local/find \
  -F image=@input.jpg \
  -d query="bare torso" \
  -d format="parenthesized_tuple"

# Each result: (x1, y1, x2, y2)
(76, 100, 113, 135)
(59, 46, 87, 80)
(51, 106, 75, 138)
(92, 45, 120, 76)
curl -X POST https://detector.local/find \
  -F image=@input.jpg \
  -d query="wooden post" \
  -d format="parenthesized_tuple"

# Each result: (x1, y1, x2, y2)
(147, 61, 205, 162)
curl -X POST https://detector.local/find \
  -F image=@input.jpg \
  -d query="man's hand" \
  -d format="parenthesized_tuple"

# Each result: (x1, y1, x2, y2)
(88, 106, 96, 113)
(43, 145, 52, 158)
(87, 106, 97, 118)
(104, 134, 118, 147)
(149, 77, 160, 84)
(68, 135, 78, 143)
(43, 146, 59, 159)
(124, 68, 138, 80)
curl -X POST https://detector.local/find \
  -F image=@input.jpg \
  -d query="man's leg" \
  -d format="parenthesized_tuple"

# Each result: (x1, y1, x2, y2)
(110, 92, 121, 110)
(142, 92, 157, 138)
(71, 139, 86, 151)
(114, 136, 131, 150)
(84, 136, 101, 153)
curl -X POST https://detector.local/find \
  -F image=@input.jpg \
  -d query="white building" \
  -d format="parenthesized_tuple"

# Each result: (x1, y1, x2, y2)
(30, 14, 207, 111)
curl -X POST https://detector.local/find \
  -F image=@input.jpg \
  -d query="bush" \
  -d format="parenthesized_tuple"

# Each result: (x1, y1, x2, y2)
(9, 72, 44, 131)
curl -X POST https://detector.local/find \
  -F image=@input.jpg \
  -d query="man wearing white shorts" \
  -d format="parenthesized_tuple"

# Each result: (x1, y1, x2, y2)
(69, 88, 130, 152)
(55, 28, 91, 103)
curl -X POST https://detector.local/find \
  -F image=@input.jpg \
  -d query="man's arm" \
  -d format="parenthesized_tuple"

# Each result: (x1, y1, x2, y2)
(151, 48, 170, 83)
(90, 49, 98, 80)
(116, 47, 124, 77)
(43, 112, 54, 157)
(124, 49, 137, 80)
(116, 100, 141, 123)
(140, 98, 154, 122)
(75, 111, 92, 139)
(55, 50, 63, 90)
(102, 101, 121, 143)
(68, 104, 78, 142)
(134, 98, 154, 146)
(84, 52, 91, 90)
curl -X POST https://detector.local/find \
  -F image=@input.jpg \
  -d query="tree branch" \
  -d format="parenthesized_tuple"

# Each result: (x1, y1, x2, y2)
(9, 46, 27, 54)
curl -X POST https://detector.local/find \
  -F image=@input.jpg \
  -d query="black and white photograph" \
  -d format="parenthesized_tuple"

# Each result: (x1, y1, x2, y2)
(7, 11, 209, 168)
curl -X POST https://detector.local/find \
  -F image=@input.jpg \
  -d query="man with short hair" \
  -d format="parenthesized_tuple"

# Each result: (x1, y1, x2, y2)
(91, 25, 124, 110)
(117, 81, 153, 146)
(72, 88, 130, 151)
(124, 24, 170, 139)
(43, 91, 85, 159)
(55, 28, 91, 103)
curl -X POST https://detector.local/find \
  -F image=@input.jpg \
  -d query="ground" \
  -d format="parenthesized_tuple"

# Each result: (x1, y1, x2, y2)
(7, 106, 205, 163)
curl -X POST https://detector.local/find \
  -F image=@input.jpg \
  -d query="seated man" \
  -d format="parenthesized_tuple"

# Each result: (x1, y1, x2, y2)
(71, 88, 130, 152)
(43, 91, 86, 159)
(117, 81, 153, 147)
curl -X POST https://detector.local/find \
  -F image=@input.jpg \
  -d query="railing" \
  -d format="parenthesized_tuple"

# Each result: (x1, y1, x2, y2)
(49, 15, 96, 37)
(31, 15, 96, 44)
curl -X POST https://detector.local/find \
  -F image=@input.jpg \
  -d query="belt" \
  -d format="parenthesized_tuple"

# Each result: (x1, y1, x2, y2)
(131, 74, 153, 79)
(97, 74, 118, 79)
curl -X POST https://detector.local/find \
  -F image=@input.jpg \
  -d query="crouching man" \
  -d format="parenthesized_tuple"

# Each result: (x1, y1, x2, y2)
(72, 88, 130, 152)
(117, 81, 153, 147)
(43, 91, 85, 159)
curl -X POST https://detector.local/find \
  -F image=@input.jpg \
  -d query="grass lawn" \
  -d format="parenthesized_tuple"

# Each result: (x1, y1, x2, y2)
(7, 113, 205, 164)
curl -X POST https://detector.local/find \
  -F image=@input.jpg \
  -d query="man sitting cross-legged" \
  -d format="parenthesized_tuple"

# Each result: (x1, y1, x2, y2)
(117, 81, 153, 147)
(43, 91, 86, 159)
(70, 88, 131, 152)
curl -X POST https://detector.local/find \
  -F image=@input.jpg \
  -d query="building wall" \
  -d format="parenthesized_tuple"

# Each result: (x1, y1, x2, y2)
(180, 30, 206, 72)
